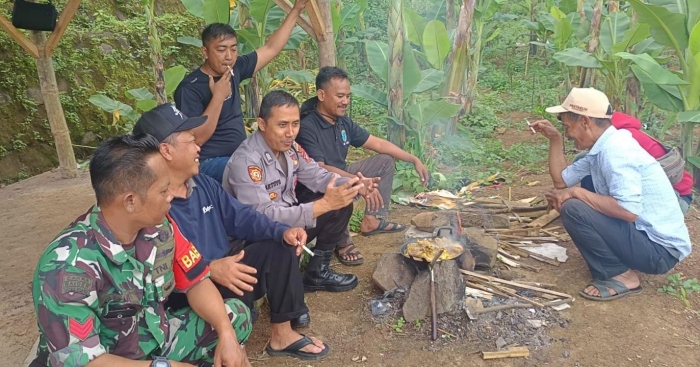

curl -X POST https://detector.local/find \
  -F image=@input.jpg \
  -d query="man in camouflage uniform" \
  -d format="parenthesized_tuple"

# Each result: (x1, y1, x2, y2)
(32, 134, 252, 367)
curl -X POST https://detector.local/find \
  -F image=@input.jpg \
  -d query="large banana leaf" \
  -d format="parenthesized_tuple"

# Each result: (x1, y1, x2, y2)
(403, 44, 422, 98)
(365, 40, 390, 84)
(413, 69, 444, 94)
(616, 52, 689, 85)
(612, 23, 651, 54)
(404, 7, 426, 47)
(180, 0, 205, 19)
(334, 2, 363, 37)
(627, 0, 688, 52)
(554, 47, 601, 68)
(126, 88, 154, 101)
(165, 65, 187, 96)
(475, 0, 504, 21)
(351, 84, 388, 107)
(630, 64, 684, 112)
(203, 0, 230, 24)
(250, 0, 274, 25)
(600, 12, 630, 56)
(678, 110, 700, 123)
(422, 20, 450, 69)
(406, 99, 461, 128)
(691, 22, 700, 56)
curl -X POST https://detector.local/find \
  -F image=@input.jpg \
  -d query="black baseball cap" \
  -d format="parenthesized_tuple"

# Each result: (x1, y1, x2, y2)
(133, 103, 207, 142)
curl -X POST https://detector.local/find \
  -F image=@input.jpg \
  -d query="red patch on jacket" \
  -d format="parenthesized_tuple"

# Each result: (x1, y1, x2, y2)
(69, 316, 93, 341)
(168, 215, 209, 292)
(248, 166, 263, 182)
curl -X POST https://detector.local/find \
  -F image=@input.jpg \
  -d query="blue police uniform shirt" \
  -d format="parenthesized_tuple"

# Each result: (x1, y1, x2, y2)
(174, 52, 258, 160)
(168, 174, 290, 263)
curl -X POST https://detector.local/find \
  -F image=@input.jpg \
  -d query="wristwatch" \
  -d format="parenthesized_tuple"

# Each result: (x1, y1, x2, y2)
(151, 356, 170, 367)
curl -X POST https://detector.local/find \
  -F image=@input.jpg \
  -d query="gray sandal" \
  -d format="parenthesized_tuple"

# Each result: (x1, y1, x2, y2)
(579, 279, 642, 301)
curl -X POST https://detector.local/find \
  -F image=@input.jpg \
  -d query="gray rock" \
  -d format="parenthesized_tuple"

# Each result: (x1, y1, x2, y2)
(100, 43, 114, 54)
(463, 228, 498, 270)
(0, 89, 10, 107)
(496, 336, 507, 349)
(563, 350, 571, 358)
(460, 212, 510, 229)
(25, 86, 43, 105)
(371, 253, 417, 292)
(457, 248, 475, 271)
(81, 132, 98, 145)
(402, 260, 465, 322)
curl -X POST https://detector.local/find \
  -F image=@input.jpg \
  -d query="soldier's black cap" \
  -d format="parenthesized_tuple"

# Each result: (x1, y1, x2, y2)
(133, 103, 207, 142)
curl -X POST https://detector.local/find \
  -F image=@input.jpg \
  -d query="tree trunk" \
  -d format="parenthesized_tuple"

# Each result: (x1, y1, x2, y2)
(624, 11, 639, 116)
(316, 0, 336, 67)
(529, 0, 538, 56)
(577, 0, 586, 22)
(145, 1, 166, 104)
(387, 0, 405, 147)
(442, 0, 477, 134)
(298, 48, 309, 98)
(579, 0, 602, 88)
(446, 0, 456, 31)
(244, 74, 261, 119)
(30, 31, 78, 179)
(608, 1, 619, 13)
(465, 21, 483, 114)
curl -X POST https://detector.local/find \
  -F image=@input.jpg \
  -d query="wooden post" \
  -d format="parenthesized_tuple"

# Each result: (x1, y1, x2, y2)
(30, 31, 78, 179)
(45, 0, 81, 57)
(272, 0, 318, 41)
(314, 0, 336, 67)
(0, 14, 39, 58)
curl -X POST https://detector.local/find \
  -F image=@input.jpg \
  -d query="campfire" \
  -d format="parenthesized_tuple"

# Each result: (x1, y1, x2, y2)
(371, 193, 574, 359)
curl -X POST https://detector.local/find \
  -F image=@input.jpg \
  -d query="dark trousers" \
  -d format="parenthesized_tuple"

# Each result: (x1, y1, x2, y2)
(560, 199, 678, 280)
(295, 189, 354, 251)
(166, 239, 308, 324)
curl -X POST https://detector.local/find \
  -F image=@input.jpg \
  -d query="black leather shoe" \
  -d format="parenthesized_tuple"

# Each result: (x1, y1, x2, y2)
(303, 249, 359, 292)
(291, 312, 311, 329)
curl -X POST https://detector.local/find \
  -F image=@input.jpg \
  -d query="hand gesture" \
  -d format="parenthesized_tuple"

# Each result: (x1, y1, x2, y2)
(293, 0, 309, 10)
(213, 332, 250, 367)
(414, 160, 429, 186)
(209, 251, 257, 296)
(323, 175, 363, 210)
(364, 190, 384, 212)
(529, 119, 562, 141)
(356, 172, 380, 197)
(283, 227, 308, 256)
(544, 188, 575, 211)
(208, 67, 232, 100)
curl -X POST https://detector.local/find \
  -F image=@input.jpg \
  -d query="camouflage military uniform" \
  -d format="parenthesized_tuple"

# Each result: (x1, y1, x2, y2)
(32, 205, 253, 367)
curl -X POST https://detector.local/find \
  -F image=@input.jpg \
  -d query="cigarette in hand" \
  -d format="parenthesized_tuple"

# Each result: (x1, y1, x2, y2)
(298, 241, 314, 257)
(525, 119, 536, 134)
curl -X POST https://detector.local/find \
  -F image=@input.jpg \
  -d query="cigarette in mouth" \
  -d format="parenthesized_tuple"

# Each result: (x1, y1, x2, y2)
(228, 65, 234, 77)
(525, 119, 536, 134)
(299, 242, 314, 256)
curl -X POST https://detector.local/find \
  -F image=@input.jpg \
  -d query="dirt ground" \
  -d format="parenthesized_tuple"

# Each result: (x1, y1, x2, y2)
(2, 130, 700, 366)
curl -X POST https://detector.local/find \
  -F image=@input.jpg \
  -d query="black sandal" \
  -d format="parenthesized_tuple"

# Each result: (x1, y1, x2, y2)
(265, 334, 330, 360)
(361, 218, 406, 236)
(334, 244, 365, 266)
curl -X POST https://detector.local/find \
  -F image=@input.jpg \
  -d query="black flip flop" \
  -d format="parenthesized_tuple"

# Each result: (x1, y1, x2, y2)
(265, 334, 330, 361)
(334, 244, 364, 266)
(361, 218, 406, 237)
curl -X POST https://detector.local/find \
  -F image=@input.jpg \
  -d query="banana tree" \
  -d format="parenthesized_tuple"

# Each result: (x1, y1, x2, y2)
(553, 10, 663, 110)
(352, 39, 460, 161)
(331, 0, 369, 69)
(622, 0, 700, 179)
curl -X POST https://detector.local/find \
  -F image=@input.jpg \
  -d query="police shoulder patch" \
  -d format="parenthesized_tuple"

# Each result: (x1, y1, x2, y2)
(248, 166, 263, 183)
(269, 192, 278, 200)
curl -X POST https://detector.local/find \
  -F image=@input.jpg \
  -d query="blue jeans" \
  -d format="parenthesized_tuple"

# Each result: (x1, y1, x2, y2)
(199, 156, 230, 184)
